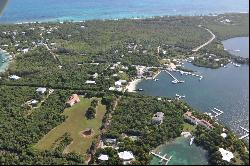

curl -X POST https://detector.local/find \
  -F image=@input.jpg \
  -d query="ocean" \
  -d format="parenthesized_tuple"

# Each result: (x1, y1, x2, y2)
(0, 0, 249, 23)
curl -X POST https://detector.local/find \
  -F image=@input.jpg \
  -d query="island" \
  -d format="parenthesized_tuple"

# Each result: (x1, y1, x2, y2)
(0, 13, 249, 165)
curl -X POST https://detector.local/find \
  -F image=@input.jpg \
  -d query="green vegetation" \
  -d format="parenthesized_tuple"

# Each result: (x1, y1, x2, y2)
(35, 97, 106, 159)
(0, 13, 249, 165)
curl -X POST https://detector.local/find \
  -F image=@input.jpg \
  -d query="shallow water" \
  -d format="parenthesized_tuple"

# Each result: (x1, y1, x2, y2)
(150, 137, 209, 165)
(0, 0, 248, 23)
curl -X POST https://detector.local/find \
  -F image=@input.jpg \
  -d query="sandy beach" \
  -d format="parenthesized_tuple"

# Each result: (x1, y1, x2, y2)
(126, 79, 142, 92)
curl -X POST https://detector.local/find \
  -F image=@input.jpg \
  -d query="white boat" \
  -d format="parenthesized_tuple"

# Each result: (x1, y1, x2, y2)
(234, 49, 240, 52)
(199, 76, 203, 81)
(190, 137, 194, 146)
(234, 63, 241, 67)
(179, 80, 185, 83)
(172, 80, 178, 84)
(154, 78, 159, 81)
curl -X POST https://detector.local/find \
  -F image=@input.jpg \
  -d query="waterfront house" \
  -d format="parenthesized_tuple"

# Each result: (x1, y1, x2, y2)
(183, 111, 214, 130)
(118, 151, 135, 165)
(36, 87, 47, 94)
(152, 112, 164, 125)
(66, 94, 80, 107)
(219, 148, 234, 162)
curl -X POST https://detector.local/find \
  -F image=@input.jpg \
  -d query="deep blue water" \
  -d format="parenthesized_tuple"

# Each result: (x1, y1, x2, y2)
(0, 0, 249, 23)
(137, 37, 249, 139)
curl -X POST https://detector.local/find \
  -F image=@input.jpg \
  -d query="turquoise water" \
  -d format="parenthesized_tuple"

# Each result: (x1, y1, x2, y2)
(150, 137, 209, 165)
(137, 37, 249, 140)
(0, 0, 249, 23)
(0, 52, 9, 73)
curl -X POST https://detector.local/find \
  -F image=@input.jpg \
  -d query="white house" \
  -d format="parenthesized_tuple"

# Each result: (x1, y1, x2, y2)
(9, 75, 21, 80)
(85, 80, 96, 84)
(22, 48, 29, 53)
(118, 151, 135, 164)
(115, 81, 122, 88)
(36, 87, 47, 94)
(98, 154, 109, 161)
(219, 148, 234, 162)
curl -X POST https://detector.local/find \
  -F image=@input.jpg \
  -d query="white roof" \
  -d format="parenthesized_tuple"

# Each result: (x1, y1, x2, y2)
(98, 154, 109, 161)
(9, 75, 21, 80)
(85, 80, 96, 84)
(31, 100, 39, 104)
(36, 87, 47, 93)
(221, 133, 227, 138)
(115, 81, 122, 86)
(109, 87, 116, 91)
(118, 151, 134, 160)
(219, 148, 234, 162)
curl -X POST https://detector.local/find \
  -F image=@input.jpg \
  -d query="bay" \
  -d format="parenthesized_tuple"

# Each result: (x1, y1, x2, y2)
(137, 37, 249, 141)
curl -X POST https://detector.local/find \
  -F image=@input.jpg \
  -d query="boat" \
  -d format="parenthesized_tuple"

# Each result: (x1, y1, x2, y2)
(234, 49, 240, 52)
(154, 78, 159, 81)
(233, 63, 241, 67)
(199, 76, 203, 81)
(172, 80, 178, 84)
(190, 137, 194, 146)
(137, 88, 144, 91)
(179, 80, 185, 83)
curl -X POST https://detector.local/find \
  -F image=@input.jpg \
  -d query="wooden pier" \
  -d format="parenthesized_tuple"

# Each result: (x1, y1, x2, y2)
(239, 126, 249, 140)
(151, 151, 173, 165)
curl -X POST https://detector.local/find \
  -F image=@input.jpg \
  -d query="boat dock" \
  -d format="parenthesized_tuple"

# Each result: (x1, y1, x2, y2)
(165, 70, 184, 84)
(206, 107, 223, 119)
(151, 152, 173, 165)
(239, 126, 249, 140)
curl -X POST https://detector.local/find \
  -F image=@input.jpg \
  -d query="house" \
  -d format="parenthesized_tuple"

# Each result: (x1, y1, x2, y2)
(183, 111, 214, 130)
(219, 148, 234, 162)
(9, 75, 21, 80)
(92, 73, 98, 79)
(98, 154, 109, 162)
(115, 81, 122, 88)
(66, 94, 80, 107)
(152, 112, 164, 125)
(22, 48, 29, 53)
(104, 138, 117, 145)
(118, 151, 135, 164)
(85, 80, 96, 84)
(36, 87, 47, 94)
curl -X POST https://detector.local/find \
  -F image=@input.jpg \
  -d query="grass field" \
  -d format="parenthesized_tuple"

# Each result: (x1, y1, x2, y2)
(34, 97, 106, 158)
(182, 122, 196, 133)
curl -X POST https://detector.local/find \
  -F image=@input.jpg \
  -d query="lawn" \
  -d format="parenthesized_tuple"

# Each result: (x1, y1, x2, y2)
(182, 122, 196, 133)
(34, 97, 106, 159)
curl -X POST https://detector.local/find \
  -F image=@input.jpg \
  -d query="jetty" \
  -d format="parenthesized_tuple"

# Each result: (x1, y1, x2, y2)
(206, 107, 223, 119)
(165, 70, 184, 84)
(150, 151, 173, 165)
(239, 126, 249, 140)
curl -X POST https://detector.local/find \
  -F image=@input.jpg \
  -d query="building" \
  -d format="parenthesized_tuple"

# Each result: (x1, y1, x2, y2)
(219, 148, 234, 162)
(152, 112, 164, 125)
(9, 75, 21, 80)
(183, 111, 214, 130)
(36, 87, 47, 94)
(85, 80, 96, 84)
(118, 151, 135, 164)
(104, 138, 117, 145)
(66, 94, 80, 107)
(98, 154, 109, 162)
(115, 81, 122, 88)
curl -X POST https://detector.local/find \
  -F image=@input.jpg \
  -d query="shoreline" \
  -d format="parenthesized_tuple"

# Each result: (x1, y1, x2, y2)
(0, 48, 11, 73)
(126, 79, 142, 92)
(0, 12, 248, 25)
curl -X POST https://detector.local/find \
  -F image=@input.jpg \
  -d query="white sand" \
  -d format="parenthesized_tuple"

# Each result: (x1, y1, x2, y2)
(126, 79, 142, 92)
